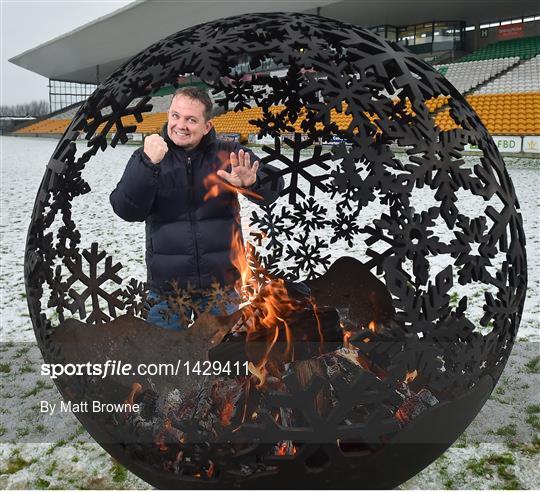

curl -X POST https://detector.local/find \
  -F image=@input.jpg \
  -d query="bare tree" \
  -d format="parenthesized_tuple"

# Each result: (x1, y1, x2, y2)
(0, 100, 50, 117)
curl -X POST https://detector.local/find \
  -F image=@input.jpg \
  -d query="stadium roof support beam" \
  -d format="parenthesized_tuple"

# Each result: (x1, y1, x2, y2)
(8, 0, 337, 84)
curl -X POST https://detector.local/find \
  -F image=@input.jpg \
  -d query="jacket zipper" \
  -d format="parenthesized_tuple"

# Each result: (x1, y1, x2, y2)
(186, 156, 202, 288)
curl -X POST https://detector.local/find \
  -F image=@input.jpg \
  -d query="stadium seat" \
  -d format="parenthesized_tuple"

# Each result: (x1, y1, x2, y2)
(458, 36, 540, 62)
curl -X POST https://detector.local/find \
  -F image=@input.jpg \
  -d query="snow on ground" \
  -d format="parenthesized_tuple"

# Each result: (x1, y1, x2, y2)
(0, 135, 538, 489)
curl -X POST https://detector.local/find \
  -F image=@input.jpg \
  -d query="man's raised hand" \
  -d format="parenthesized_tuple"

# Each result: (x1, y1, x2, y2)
(217, 149, 259, 187)
(143, 134, 168, 164)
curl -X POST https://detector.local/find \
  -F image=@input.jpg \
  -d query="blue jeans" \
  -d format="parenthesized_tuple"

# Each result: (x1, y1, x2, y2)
(146, 289, 240, 331)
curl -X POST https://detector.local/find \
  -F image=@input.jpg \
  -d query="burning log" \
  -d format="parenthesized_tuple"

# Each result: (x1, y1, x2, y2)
(292, 358, 332, 418)
(394, 388, 439, 425)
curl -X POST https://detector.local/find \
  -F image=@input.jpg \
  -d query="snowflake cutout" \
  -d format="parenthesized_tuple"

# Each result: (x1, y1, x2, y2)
(481, 262, 522, 330)
(364, 206, 443, 285)
(284, 233, 331, 280)
(329, 143, 378, 209)
(249, 202, 295, 252)
(63, 243, 124, 324)
(450, 215, 498, 284)
(46, 265, 72, 323)
(204, 281, 238, 315)
(122, 278, 150, 318)
(260, 133, 333, 204)
(156, 281, 199, 329)
(328, 210, 361, 247)
(292, 196, 328, 234)
(214, 73, 266, 112)
(249, 109, 295, 139)
(262, 65, 318, 124)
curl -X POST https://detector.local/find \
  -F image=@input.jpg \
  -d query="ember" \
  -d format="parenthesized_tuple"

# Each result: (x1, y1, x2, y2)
(405, 369, 418, 384)
(395, 389, 439, 425)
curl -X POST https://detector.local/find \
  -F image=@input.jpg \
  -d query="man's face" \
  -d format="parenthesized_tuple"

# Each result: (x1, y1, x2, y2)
(167, 95, 213, 149)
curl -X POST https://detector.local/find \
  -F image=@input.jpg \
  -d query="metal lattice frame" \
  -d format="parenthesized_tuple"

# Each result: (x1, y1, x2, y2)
(25, 12, 526, 489)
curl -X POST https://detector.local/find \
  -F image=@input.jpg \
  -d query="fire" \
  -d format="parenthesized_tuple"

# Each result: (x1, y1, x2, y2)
(275, 442, 288, 456)
(274, 441, 297, 456)
(395, 407, 408, 424)
(228, 227, 324, 390)
(124, 382, 142, 407)
(242, 280, 309, 388)
(311, 300, 324, 355)
(220, 402, 234, 426)
(230, 227, 254, 298)
(203, 173, 262, 201)
(122, 382, 142, 419)
(202, 150, 262, 202)
(343, 320, 378, 348)
(343, 330, 353, 349)
(405, 369, 418, 384)
(156, 419, 171, 452)
(193, 461, 215, 479)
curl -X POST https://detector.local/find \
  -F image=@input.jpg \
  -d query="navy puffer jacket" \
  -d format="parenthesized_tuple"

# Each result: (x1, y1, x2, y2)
(110, 126, 283, 292)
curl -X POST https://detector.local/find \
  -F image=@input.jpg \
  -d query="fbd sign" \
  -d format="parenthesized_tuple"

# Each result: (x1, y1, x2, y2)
(465, 136, 522, 153)
(494, 136, 521, 152)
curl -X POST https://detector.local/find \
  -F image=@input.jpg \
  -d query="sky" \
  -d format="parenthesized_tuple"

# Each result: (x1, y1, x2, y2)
(1, 0, 134, 106)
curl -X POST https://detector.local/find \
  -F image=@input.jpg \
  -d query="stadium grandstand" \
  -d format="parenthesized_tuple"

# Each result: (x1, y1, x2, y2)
(8, 0, 540, 155)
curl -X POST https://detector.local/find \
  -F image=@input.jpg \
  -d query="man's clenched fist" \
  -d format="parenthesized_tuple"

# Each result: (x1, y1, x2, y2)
(144, 134, 168, 164)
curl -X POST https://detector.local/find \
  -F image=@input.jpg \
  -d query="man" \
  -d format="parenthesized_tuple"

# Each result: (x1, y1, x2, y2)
(110, 87, 283, 329)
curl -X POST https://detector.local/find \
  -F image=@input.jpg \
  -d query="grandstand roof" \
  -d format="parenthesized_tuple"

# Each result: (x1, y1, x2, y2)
(9, 0, 540, 85)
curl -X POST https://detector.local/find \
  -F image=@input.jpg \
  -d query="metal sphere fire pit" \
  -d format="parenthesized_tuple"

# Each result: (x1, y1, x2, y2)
(25, 12, 527, 489)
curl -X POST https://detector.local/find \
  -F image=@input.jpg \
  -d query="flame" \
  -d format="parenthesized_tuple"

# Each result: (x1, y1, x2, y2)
(405, 369, 418, 384)
(156, 419, 171, 452)
(203, 173, 263, 201)
(247, 320, 279, 389)
(282, 318, 294, 363)
(155, 417, 185, 454)
(230, 227, 253, 298)
(311, 300, 325, 355)
(202, 150, 262, 201)
(220, 402, 234, 426)
(368, 320, 377, 332)
(274, 441, 297, 456)
(395, 407, 409, 424)
(229, 221, 324, 391)
(343, 330, 353, 349)
(275, 442, 288, 456)
(343, 330, 364, 351)
(243, 281, 304, 389)
(124, 382, 142, 407)
(174, 450, 183, 465)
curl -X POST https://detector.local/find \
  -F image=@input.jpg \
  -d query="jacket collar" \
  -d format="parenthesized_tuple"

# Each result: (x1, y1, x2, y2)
(161, 122, 217, 154)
